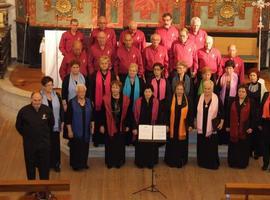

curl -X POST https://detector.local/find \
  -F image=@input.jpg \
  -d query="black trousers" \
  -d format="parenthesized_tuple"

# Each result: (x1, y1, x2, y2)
(23, 143, 50, 180)
(50, 131, 60, 168)
(262, 120, 270, 166)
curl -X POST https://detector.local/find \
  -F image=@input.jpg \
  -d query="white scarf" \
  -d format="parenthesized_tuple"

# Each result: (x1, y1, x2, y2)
(197, 93, 219, 137)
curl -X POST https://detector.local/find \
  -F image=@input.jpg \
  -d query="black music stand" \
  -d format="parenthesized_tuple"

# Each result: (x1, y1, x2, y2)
(132, 125, 167, 199)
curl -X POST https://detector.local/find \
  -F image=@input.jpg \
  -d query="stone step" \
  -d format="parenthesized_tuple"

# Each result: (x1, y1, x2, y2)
(61, 139, 229, 158)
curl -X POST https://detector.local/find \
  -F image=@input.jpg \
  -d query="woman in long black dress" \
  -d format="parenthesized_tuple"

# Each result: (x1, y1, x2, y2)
(41, 76, 64, 172)
(247, 69, 267, 159)
(66, 84, 94, 171)
(217, 60, 239, 145)
(132, 84, 159, 168)
(228, 84, 255, 169)
(100, 80, 130, 168)
(164, 81, 193, 168)
(260, 91, 270, 171)
(88, 55, 116, 147)
(123, 63, 145, 145)
(196, 80, 224, 170)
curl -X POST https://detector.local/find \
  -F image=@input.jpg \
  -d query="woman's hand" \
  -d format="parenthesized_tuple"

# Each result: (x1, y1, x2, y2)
(99, 126, 105, 134)
(217, 119, 224, 130)
(132, 129, 138, 135)
(247, 128, 253, 134)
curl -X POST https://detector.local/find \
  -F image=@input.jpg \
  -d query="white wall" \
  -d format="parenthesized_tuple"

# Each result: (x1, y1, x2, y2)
(6, 0, 17, 58)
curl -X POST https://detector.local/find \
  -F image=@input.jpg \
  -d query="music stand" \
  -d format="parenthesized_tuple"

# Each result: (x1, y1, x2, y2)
(132, 125, 167, 199)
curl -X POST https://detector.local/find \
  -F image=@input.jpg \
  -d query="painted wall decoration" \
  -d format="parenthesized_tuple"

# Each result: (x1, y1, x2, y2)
(105, 0, 123, 28)
(15, 0, 98, 28)
(192, 0, 260, 32)
(122, 0, 186, 27)
(15, 0, 27, 22)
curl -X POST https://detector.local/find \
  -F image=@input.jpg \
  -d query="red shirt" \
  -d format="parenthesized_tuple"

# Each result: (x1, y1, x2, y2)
(155, 26, 179, 51)
(88, 43, 115, 75)
(196, 48, 222, 76)
(59, 50, 88, 80)
(119, 30, 146, 52)
(89, 28, 117, 48)
(142, 45, 168, 73)
(59, 31, 84, 56)
(189, 29, 207, 50)
(171, 39, 198, 71)
(222, 56, 245, 83)
(114, 46, 144, 76)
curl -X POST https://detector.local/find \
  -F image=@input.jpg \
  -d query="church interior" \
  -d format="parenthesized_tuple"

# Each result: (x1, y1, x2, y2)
(0, 0, 270, 199)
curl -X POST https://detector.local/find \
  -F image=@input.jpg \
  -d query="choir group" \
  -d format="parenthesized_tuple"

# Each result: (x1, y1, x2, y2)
(17, 13, 270, 179)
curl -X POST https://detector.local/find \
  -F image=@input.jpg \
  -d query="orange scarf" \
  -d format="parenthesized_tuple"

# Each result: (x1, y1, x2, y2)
(263, 95, 270, 119)
(170, 95, 188, 140)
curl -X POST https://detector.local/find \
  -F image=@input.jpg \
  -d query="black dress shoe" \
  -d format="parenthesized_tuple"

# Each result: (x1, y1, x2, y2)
(254, 155, 259, 160)
(107, 164, 112, 169)
(84, 165, 89, 169)
(54, 166, 61, 172)
(261, 165, 268, 171)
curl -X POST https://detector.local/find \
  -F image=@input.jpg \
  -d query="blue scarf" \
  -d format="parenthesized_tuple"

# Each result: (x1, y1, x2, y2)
(68, 73, 85, 101)
(71, 97, 92, 142)
(123, 75, 140, 109)
(41, 90, 61, 132)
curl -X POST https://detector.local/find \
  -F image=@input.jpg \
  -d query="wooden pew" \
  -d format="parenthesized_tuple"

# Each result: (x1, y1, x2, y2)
(225, 183, 270, 200)
(213, 37, 258, 64)
(0, 180, 70, 199)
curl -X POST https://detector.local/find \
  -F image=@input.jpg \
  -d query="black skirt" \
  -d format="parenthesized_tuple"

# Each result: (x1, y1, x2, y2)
(105, 133, 125, 167)
(69, 138, 89, 169)
(197, 134, 219, 170)
(164, 136, 188, 168)
(228, 137, 250, 169)
(135, 141, 159, 168)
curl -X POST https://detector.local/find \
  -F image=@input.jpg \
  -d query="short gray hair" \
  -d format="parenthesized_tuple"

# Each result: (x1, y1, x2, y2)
(76, 84, 87, 92)
(191, 17, 201, 25)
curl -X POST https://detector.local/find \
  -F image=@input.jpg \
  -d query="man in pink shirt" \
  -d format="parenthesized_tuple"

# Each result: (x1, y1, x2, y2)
(88, 31, 115, 75)
(142, 33, 168, 82)
(189, 17, 207, 50)
(196, 36, 222, 83)
(171, 28, 198, 77)
(59, 19, 85, 56)
(59, 40, 88, 80)
(222, 44, 245, 83)
(155, 13, 179, 53)
(119, 21, 146, 52)
(114, 33, 144, 83)
(89, 16, 117, 48)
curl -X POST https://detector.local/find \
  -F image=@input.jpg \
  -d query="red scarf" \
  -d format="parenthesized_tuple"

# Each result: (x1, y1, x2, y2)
(263, 95, 270, 119)
(151, 78, 166, 100)
(95, 71, 111, 111)
(134, 97, 159, 125)
(230, 98, 250, 143)
(103, 95, 130, 136)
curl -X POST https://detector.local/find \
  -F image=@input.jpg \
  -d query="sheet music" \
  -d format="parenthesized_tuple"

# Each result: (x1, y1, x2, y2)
(138, 125, 153, 140)
(153, 125, 166, 141)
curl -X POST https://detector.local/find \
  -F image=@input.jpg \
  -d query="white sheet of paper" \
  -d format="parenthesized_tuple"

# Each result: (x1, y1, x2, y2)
(153, 125, 166, 141)
(138, 125, 153, 140)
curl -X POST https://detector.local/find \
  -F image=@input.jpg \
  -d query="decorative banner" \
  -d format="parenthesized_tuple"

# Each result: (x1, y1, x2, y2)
(192, 0, 259, 32)
(21, 0, 98, 28)
(123, 0, 186, 27)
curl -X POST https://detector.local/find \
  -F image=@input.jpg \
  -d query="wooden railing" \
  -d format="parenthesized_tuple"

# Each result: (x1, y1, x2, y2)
(0, 180, 70, 199)
(225, 183, 270, 200)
